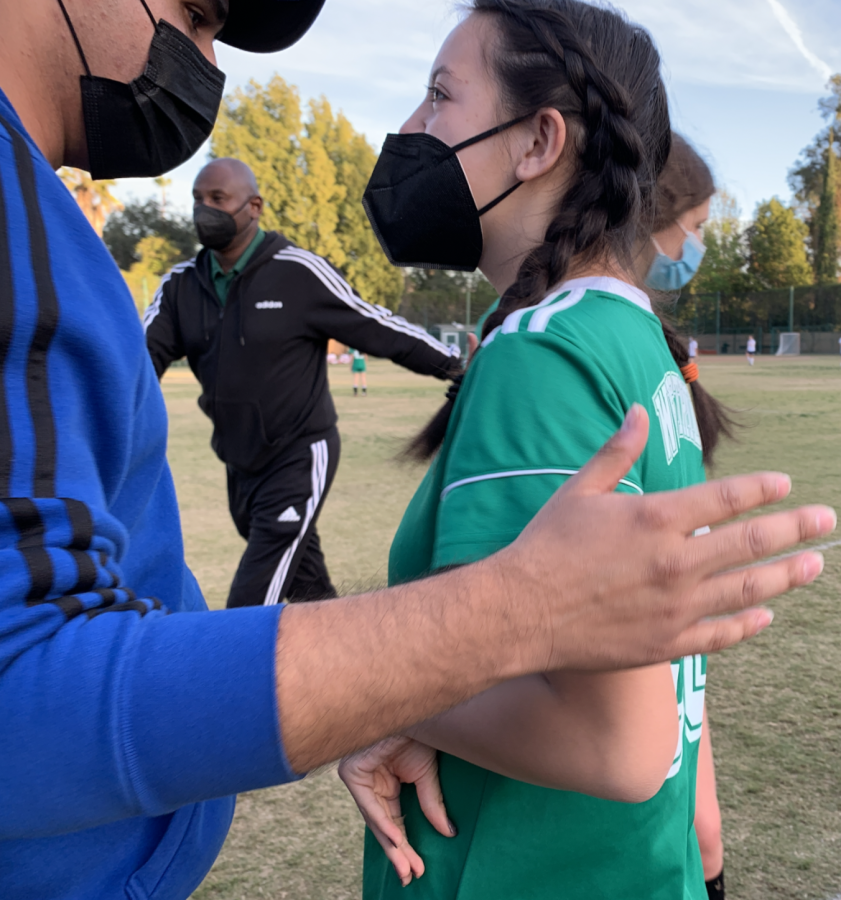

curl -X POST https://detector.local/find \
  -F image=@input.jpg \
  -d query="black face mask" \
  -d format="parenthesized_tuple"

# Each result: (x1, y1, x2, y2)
(194, 198, 254, 250)
(362, 116, 530, 272)
(56, 0, 225, 180)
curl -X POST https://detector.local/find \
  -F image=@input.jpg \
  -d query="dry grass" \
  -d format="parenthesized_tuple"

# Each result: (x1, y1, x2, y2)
(162, 355, 841, 900)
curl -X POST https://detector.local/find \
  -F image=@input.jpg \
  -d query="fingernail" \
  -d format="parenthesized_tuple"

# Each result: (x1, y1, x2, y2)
(755, 608, 774, 633)
(621, 404, 641, 433)
(402, 876, 411, 888)
(448, 818, 458, 837)
(776, 475, 792, 499)
(803, 552, 825, 582)
(817, 508, 838, 534)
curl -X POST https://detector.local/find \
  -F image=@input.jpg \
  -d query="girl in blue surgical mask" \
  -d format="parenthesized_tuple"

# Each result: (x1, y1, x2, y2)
(640, 132, 728, 900)
(643, 133, 713, 292)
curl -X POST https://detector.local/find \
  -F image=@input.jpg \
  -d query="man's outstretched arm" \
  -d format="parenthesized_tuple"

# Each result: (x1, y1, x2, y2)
(276, 406, 834, 771)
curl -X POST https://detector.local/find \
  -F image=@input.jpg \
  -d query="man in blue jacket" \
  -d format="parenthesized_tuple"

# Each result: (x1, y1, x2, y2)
(0, 0, 832, 898)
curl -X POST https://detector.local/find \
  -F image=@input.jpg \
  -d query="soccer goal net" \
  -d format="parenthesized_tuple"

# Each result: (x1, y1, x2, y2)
(775, 332, 801, 356)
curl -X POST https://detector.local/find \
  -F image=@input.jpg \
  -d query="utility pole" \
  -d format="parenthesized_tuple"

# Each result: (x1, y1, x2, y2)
(788, 286, 795, 333)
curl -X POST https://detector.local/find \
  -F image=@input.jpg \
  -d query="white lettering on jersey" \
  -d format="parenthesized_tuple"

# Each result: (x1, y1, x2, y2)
(666, 654, 706, 780)
(256, 300, 284, 309)
(652, 371, 702, 465)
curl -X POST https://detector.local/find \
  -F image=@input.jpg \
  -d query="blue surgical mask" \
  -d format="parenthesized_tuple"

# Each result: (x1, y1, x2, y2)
(644, 225, 706, 291)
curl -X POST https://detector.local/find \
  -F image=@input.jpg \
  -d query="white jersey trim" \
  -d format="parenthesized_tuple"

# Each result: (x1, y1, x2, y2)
(142, 258, 196, 333)
(551, 276, 653, 313)
(440, 468, 643, 501)
(273, 246, 460, 359)
(264, 438, 329, 607)
(527, 288, 587, 333)
(483, 277, 651, 346)
(500, 292, 561, 335)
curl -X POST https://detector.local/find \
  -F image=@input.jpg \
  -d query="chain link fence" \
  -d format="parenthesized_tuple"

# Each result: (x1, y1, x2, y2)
(674, 284, 841, 354)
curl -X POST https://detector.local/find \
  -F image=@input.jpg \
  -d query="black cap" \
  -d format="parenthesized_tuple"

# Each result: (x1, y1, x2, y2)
(218, 0, 327, 53)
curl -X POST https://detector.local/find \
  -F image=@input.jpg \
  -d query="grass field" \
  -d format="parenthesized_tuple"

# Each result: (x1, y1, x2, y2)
(162, 354, 841, 900)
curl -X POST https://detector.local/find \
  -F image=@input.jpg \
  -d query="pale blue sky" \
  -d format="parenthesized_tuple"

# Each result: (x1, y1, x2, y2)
(114, 0, 841, 221)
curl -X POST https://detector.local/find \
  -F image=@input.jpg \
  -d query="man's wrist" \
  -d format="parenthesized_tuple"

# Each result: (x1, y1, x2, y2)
(473, 547, 552, 681)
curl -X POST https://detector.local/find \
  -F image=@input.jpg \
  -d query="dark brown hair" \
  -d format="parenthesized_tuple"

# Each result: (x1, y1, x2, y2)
(653, 133, 715, 232)
(408, 0, 729, 465)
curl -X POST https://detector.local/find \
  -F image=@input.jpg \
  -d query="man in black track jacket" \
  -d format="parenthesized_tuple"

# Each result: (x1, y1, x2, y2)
(145, 158, 461, 608)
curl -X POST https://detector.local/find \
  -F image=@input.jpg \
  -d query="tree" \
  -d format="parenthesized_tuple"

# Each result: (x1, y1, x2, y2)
(747, 198, 812, 289)
(691, 192, 751, 296)
(58, 168, 122, 236)
(121, 235, 183, 317)
(789, 74, 841, 267)
(103, 199, 197, 271)
(210, 75, 404, 310)
(813, 130, 840, 284)
(153, 176, 172, 215)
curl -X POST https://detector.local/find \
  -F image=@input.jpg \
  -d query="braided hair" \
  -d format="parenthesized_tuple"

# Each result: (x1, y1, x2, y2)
(407, 0, 671, 459)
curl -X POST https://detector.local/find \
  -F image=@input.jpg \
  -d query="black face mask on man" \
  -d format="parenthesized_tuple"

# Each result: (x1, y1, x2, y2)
(362, 115, 531, 272)
(193, 197, 255, 251)
(56, 0, 225, 180)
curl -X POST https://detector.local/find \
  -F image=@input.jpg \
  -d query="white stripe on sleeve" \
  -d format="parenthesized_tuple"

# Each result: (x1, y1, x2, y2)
(273, 247, 460, 359)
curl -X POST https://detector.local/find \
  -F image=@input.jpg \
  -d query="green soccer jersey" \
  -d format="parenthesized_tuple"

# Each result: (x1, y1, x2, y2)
(363, 277, 708, 900)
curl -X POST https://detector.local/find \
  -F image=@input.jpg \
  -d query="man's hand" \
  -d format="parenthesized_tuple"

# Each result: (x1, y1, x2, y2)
(276, 405, 834, 772)
(338, 737, 452, 887)
(498, 403, 834, 671)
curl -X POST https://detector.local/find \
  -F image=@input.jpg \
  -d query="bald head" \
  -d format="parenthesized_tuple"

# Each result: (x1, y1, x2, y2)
(193, 158, 264, 257)
(193, 157, 263, 229)
(194, 158, 260, 203)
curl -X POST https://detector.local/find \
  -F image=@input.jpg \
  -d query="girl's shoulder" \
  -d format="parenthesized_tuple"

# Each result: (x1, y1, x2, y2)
(482, 276, 661, 356)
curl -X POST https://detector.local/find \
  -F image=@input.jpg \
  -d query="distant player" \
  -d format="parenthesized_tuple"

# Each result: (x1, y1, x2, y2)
(838, 335, 840, 366)
(689, 336, 699, 362)
(746, 335, 756, 365)
(351, 348, 368, 395)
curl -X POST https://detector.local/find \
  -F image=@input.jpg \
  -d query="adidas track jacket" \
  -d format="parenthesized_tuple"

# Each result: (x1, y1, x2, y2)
(144, 232, 461, 474)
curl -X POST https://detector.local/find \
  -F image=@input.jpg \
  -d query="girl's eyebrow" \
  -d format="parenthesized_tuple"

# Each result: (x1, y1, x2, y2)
(429, 65, 454, 82)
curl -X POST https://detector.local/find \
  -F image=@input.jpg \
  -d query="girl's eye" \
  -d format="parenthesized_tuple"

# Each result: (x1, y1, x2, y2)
(187, 7, 207, 31)
(426, 85, 447, 103)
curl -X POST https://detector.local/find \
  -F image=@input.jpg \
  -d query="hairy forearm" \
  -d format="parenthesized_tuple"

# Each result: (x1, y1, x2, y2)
(275, 554, 546, 772)
(406, 664, 677, 802)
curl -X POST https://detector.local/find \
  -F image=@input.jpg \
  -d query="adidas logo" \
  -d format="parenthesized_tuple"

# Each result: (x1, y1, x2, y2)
(256, 300, 284, 309)
(278, 506, 301, 523)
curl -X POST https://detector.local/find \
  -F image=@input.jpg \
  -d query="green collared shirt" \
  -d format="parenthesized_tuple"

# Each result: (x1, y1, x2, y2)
(210, 228, 265, 305)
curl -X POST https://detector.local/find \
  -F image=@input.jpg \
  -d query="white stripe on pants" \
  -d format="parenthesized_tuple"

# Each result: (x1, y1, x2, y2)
(263, 439, 328, 606)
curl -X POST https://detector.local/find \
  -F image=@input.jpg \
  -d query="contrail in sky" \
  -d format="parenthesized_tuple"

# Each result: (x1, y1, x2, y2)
(764, 0, 833, 83)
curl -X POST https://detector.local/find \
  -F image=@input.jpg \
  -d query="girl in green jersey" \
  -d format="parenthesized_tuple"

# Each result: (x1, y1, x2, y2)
(350, 349, 368, 395)
(341, 3, 736, 899)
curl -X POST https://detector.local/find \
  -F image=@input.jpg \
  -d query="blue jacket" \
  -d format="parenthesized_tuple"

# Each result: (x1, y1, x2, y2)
(0, 91, 298, 898)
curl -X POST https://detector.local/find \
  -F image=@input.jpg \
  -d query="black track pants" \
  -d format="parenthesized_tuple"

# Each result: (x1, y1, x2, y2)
(225, 429, 340, 608)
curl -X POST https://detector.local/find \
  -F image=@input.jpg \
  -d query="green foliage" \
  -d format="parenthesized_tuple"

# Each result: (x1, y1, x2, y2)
(103, 199, 197, 271)
(210, 76, 404, 310)
(813, 132, 840, 284)
(134, 235, 184, 277)
(691, 192, 751, 295)
(747, 198, 813, 289)
(789, 75, 841, 268)
(121, 235, 184, 317)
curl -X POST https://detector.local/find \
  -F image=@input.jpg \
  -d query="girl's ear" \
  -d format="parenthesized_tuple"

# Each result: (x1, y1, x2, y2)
(514, 108, 567, 184)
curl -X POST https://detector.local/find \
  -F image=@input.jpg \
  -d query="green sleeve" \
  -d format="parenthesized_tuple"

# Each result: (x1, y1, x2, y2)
(432, 331, 641, 569)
